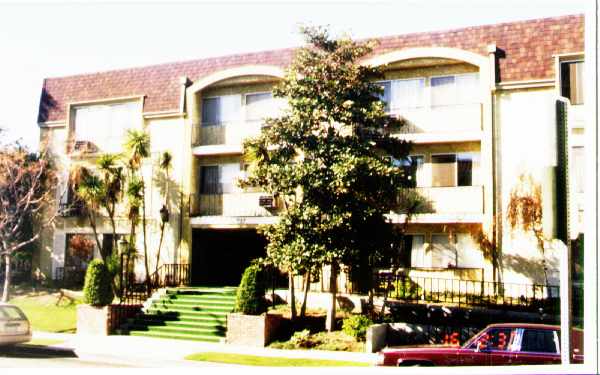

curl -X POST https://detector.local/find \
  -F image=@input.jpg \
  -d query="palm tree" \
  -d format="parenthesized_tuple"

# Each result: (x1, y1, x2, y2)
(73, 167, 106, 263)
(97, 153, 123, 258)
(124, 129, 152, 295)
(154, 151, 172, 277)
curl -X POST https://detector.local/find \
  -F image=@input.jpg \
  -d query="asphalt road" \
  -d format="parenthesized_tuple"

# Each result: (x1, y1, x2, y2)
(0, 344, 230, 368)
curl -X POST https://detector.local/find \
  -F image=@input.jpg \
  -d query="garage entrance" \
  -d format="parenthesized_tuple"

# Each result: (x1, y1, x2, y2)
(191, 229, 267, 286)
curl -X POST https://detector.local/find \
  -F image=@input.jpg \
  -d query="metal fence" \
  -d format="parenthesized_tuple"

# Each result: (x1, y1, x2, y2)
(373, 273, 560, 311)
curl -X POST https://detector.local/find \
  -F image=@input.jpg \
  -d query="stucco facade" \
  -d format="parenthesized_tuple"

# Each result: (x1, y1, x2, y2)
(35, 15, 585, 293)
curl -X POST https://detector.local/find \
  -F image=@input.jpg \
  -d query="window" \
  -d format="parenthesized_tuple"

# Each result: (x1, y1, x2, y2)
(201, 95, 241, 126)
(431, 73, 479, 107)
(431, 154, 456, 187)
(396, 155, 424, 188)
(379, 79, 426, 112)
(475, 328, 515, 351)
(72, 101, 140, 152)
(560, 61, 584, 105)
(408, 235, 427, 268)
(520, 329, 559, 354)
(245, 92, 279, 122)
(199, 164, 241, 194)
(431, 153, 479, 187)
(431, 234, 456, 268)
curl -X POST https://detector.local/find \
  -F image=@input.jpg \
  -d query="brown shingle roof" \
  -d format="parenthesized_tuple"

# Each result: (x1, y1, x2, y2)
(38, 14, 584, 123)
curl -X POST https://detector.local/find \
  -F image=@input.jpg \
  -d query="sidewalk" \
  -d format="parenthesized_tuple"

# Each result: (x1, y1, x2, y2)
(32, 331, 378, 365)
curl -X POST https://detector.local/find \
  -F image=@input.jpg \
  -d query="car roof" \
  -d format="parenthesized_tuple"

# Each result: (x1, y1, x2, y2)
(486, 323, 559, 330)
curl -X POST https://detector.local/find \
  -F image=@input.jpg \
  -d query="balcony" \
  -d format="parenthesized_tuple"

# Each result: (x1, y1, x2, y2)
(391, 103, 483, 143)
(192, 121, 263, 156)
(416, 186, 483, 214)
(190, 192, 279, 228)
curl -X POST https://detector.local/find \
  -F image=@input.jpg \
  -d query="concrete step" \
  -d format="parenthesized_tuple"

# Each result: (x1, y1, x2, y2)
(148, 303, 234, 313)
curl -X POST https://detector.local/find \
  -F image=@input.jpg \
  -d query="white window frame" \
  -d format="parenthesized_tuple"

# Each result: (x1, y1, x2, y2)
(200, 94, 242, 127)
(558, 59, 585, 105)
(430, 152, 480, 188)
(244, 91, 275, 124)
(70, 100, 142, 154)
(430, 233, 458, 268)
(406, 233, 428, 268)
(429, 72, 480, 108)
(377, 77, 427, 114)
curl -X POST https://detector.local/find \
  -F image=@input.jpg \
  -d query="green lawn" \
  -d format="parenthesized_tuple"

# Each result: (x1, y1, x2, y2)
(185, 352, 370, 367)
(9, 289, 80, 333)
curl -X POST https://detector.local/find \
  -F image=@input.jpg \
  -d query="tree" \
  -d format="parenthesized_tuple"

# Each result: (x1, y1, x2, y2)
(242, 27, 424, 331)
(71, 153, 123, 296)
(0, 144, 57, 302)
(154, 151, 172, 276)
(124, 129, 152, 295)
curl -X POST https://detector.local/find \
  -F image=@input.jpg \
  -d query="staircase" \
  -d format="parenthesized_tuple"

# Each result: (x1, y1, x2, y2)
(118, 286, 237, 342)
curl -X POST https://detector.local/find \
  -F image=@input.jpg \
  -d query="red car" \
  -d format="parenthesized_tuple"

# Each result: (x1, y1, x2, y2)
(377, 323, 584, 366)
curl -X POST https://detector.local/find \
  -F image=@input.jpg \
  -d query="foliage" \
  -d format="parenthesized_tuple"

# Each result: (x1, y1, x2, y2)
(242, 27, 426, 328)
(83, 259, 114, 306)
(68, 234, 95, 260)
(124, 129, 152, 296)
(506, 173, 547, 284)
(269, 330, 365, 352)
(0, 144, 57, 302)
(342, 315, 373, 342)
(235, 263, 267, 315)
(290, 328, 314, 348)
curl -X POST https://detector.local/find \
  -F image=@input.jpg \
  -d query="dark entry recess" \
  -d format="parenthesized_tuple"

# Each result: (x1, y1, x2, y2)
(191, 229, 267, 286)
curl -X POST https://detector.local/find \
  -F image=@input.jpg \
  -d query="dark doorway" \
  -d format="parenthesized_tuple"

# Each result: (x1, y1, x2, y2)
(191, 229, 267, 286)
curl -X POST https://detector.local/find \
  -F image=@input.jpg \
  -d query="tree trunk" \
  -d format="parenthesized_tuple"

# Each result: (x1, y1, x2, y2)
(141, 179, 151, 297)
(288, 272, 297, 321)
(154, 222, 165, 276)
(300, 269, 311, 318)
(2, 255, 11, 302)
(326, 262, 338, 332)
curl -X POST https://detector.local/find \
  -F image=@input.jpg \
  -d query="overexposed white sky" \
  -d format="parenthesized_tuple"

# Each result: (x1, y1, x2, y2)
(0, 0, 587, 149)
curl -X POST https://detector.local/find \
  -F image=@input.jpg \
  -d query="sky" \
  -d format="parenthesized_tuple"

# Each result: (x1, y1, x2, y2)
(0, 0, 587, 150)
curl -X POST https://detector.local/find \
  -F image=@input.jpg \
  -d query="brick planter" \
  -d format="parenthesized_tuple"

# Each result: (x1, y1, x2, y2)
(77, 304, 110, 336)
(226, 313, 282, 347)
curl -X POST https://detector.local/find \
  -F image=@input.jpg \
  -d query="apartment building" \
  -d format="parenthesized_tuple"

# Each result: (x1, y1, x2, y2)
(35, 15, 585, 292)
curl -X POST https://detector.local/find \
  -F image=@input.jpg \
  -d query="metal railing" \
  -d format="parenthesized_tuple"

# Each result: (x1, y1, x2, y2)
(150, 263, 191, 289)
(373, 272, 560, 311)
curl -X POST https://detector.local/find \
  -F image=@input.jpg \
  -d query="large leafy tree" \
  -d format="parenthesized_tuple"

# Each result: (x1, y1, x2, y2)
(242, 27, 425, 330)
(0, 142, 58, 302)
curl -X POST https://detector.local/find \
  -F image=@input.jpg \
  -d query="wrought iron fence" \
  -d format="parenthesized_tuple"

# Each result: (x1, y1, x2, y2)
(150, 263, 191, 289)
(373, 272, 561, 311)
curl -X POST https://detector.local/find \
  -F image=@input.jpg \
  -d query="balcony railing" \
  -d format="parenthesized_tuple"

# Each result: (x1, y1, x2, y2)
(415, 186, 483, 214)
(192, 121, 263, 147)
(391, 103, 482, 135)
(194, 192, 278, 217)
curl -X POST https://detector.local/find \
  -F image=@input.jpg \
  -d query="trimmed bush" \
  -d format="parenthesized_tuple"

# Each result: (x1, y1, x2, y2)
(342, 315, 373, 342)
(235, 263, 267, 315)
(83, 259, 114, 306)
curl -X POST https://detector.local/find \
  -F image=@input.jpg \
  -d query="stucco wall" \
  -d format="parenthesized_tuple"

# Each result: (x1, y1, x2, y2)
(495, 87, 560, 285)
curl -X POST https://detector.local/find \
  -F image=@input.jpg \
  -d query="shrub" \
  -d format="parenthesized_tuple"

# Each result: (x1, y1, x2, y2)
(342, 315, 373, 342)
(83, 259, 114, 306)
(290, 329, 319, 348)
(235, 263, 267, 315)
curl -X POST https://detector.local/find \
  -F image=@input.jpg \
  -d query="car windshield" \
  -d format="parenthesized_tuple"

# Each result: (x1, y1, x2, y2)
(0, 306, 26, 320)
